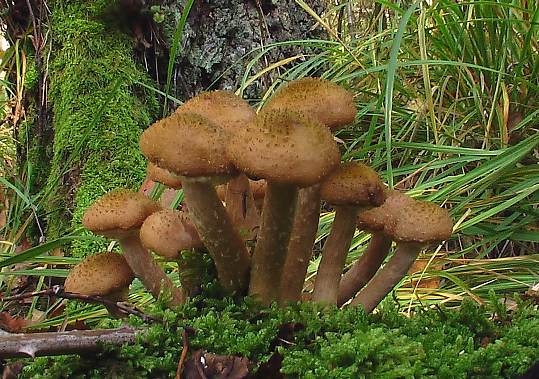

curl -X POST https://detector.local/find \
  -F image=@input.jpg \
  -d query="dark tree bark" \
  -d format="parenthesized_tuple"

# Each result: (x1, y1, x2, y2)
(164, 0, 326, 102)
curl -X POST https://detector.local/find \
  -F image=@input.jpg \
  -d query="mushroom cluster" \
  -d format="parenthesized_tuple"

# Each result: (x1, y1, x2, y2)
(73, 77, 453, 312)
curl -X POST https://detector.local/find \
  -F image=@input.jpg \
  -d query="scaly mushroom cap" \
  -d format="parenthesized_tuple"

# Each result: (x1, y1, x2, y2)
(385, 200, 453, 243)
(356, 190, 415, 231)
(140, 209, 204, 259)
(226, 109, 341, 187)
(64, 252, 135, 297)
(140, 112, 239, 180)
(320, 162, 387, 207)
(261, 77, 357, 133)
(82, 189, 161, 239)
(146, 162, 182, 189)
(175, 90, 256, 134)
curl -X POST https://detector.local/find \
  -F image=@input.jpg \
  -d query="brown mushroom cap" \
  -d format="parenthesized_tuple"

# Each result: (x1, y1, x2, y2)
(140, 209, 204, 259)
(261, 77, 357, 133)
(175, 90, 256, 134)
(140, 112, 239, 180)
(385, 200, 453, 243)
(226, 109, 341, 188)
(146, 162, 182, 189)
(64, 252, 135, 297)
(82, 189, 161, 239)
(320, 162, 387, 207)
(356, 190, 415, 232)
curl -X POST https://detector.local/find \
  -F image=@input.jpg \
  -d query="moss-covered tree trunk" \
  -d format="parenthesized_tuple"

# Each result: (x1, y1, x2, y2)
(42, 1, 158, 256)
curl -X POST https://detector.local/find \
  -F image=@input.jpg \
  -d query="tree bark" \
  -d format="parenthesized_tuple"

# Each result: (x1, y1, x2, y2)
(164, 0, 326, 101)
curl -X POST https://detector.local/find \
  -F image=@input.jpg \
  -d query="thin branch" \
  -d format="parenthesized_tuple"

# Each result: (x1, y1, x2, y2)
(1, 285, 163, 324)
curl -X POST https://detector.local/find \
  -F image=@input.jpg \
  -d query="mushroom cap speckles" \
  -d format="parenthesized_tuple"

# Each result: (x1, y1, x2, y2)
(226, 109, 341, 188)
(64, 252, 134, 296)
(140, 209, 204, 259)
(82, 189, 161, 239)
(320, 162, 387, 207)
(140, 112, 239, 178)
(175, 90, 256, 135)
(357, 190, 415, 231)
(261, 77, 357, 133)
(385, 200, 453, 243)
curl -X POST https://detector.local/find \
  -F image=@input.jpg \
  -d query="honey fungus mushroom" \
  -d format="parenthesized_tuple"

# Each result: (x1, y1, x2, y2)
(64, 252, 135, 317)
(263, 78, 358, 305)
(351, 200, 453, 312)
(175, 90, 260, 234)
(226, 109, 341, 305)
(311, 162, 387, 305)
(337, 190, 415, 306)
(140, 112, 250, 294)
(82, 189, 185, 306)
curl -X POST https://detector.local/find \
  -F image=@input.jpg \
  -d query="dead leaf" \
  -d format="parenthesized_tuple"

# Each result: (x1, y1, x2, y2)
(0, 312, 35, 333)
(183, 350, 250, 379)
(250, 351, 284, 379)
(2, 361, 27, 379)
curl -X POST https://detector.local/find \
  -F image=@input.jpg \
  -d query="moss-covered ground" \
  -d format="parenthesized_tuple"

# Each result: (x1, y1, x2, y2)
(17, 285, 539, 378)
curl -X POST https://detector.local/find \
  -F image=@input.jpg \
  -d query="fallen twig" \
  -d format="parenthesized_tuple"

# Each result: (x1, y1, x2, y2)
(0, 325, 147, 358)
(176, 329, 189, 379)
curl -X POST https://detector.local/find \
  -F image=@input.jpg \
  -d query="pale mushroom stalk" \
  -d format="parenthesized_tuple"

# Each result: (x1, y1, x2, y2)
(349, 241, 425, 312)
(311, 162, 387, 305)
(337, 189, 415, 307)
(224, 173, 260, 236)
(117, 236, 185, 306)
(249, 182, 298, 304)
(180, 177, 250, 294)
(336, 232, 393, 306)
(311, 205, 361, 304)
(280, 184, 322, 305)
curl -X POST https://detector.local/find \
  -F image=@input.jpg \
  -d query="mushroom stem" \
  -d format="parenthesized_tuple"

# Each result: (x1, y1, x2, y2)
(249, 182, 298, 305)
(224, 173, 260, 236)
(118, 236, 185, 306)
(336, 232, 393, 306)
(180, 177, 250, 294)
(311, 205, 361, 304)
(349, 241, 425, 312)
(279, 184, 322, 305)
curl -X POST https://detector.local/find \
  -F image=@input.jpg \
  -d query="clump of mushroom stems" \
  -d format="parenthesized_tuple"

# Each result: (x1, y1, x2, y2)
(76, 78, 452, 312)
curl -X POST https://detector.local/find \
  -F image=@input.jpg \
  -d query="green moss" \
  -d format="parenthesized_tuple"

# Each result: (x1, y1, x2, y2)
(18, 294, 539, 378)
(42, 0, 158, 256)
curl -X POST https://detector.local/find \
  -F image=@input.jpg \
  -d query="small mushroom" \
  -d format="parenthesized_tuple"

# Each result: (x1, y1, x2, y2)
(146, 161, 183, 189)
(82, 189, 185, 306)
(140, 112, 250, 294)
(64, 252, 135, 317)
(337, 190, 415, 306)
(226, 109, 341, 305)
(140, 209, 204, 259)
(140, 209, 204, 292)
(350, 200, 453, 312)
(311, 162, 386, 305)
